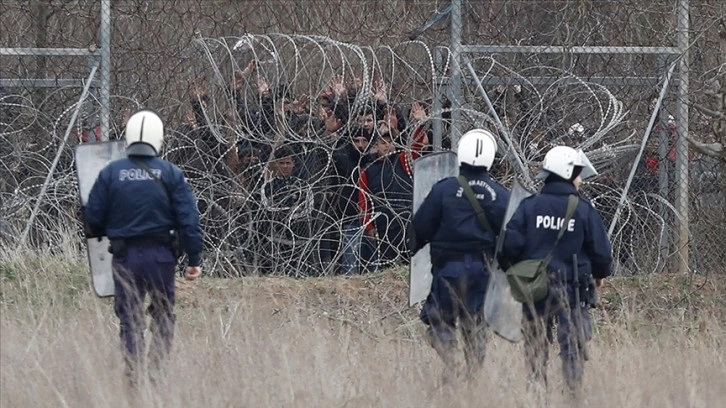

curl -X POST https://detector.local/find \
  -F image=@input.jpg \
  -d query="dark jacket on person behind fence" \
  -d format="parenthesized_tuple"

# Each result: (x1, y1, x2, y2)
(358, 152, 414, 233)
(333, 142, 373, 220)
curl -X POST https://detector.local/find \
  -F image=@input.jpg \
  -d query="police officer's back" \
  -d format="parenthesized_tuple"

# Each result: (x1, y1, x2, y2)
(84, 109, 203, 384)
(413, 158, 509, 267)
(499, 145, 612, 395)
(410, 129, 510, 383)
(501, 146, 612, 286)
(85, 110, 203, 266)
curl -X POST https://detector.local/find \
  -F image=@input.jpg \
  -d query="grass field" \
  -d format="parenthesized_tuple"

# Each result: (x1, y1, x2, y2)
(1, 247, 725, 407)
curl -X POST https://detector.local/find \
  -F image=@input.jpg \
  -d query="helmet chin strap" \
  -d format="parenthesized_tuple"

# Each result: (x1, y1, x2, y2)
(126, 142, 157, 157)
(459, 162, 489, 173)
(569, 165, 583, 181)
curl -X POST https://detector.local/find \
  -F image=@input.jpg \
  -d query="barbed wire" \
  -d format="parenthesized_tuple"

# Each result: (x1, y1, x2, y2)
(1, 1, 724, 275)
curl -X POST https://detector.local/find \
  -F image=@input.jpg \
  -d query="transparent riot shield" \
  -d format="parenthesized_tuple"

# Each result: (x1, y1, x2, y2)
(485, 178, 535, 342)
(75, 141, 127, 297)
(408, 151, 458, 307)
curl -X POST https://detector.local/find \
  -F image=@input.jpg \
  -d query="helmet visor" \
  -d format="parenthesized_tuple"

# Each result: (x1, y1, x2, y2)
(577, 149, 598, 179)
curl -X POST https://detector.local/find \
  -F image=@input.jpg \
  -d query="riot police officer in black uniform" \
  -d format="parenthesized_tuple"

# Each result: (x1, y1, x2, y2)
(84, 109, 203, 385)
(411, 129, 510, 382)
(500, 145, 612, 396)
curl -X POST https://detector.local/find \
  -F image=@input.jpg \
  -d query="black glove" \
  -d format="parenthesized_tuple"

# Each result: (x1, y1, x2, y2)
(80, 206, 102, 239)
(84, 223, 102, 239)
(405, 222, 421, 256)
(584, 279, 598, 308)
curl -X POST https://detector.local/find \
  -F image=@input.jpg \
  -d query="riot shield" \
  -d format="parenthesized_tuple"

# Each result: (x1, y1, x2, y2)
(484, 178, 535, 342)
(75, 141, 127, 297)
(408, 151, 458, 307)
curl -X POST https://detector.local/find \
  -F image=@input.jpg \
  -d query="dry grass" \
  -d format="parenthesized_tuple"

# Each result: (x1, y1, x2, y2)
(1, 247, 725, 408)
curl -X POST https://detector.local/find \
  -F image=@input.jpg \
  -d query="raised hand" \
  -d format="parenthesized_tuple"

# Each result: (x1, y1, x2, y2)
(242, 60, 257, 77)
(383, 107, 399, 136)
(377, 119, 391, 135)
(190, 76, 207, 98)
(350, 75, 363, 90)
(319, 106, 330, 122)
(373, 77, 388, 102)
(232, 61, 257, 91)
(290, 93, 310, 114)
(409, 102, 427, 122)
(232, 60, 257, 91)
(256, 74, 270, 96)
(232, 71, 245, 91)
(330, 75, 347, 97)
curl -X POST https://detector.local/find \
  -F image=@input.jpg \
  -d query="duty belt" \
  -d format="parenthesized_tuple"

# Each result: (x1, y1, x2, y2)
(438, 252, 486, 263)
(123, 236, 172, 248)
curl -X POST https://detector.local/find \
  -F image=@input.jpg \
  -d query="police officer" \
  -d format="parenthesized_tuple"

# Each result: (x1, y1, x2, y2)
(410, 129, 510, 381)
(84, 109, 203, 384)
(499, 145, 612, 394)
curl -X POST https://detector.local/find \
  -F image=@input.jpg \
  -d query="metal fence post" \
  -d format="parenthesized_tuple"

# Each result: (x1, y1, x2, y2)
(449, 0, 463, 151)
(433, 47, 444, 151)
(100, 0, 112, 141)
(675, 0, 690, 274)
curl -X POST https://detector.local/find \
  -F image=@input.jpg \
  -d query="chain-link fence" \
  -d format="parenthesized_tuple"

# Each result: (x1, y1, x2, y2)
(1, 0, 724, 276)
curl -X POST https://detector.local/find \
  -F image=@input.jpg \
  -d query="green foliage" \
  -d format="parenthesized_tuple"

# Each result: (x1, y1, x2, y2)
(1, 262, 19, 282)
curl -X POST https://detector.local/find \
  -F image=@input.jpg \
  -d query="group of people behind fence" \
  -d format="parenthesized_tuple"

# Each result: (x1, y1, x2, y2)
(74, 60, 618, 289)
(149, 64, 453, 276)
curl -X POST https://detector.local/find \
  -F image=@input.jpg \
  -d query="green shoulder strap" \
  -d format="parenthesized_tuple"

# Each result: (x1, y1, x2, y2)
(457, 175, 495, 236)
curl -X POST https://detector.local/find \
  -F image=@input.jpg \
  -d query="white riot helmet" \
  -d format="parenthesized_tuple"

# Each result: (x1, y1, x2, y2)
(125, 109, 164, 156)
(537, 145, 598, 181)
(457, 128, 498, 169)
